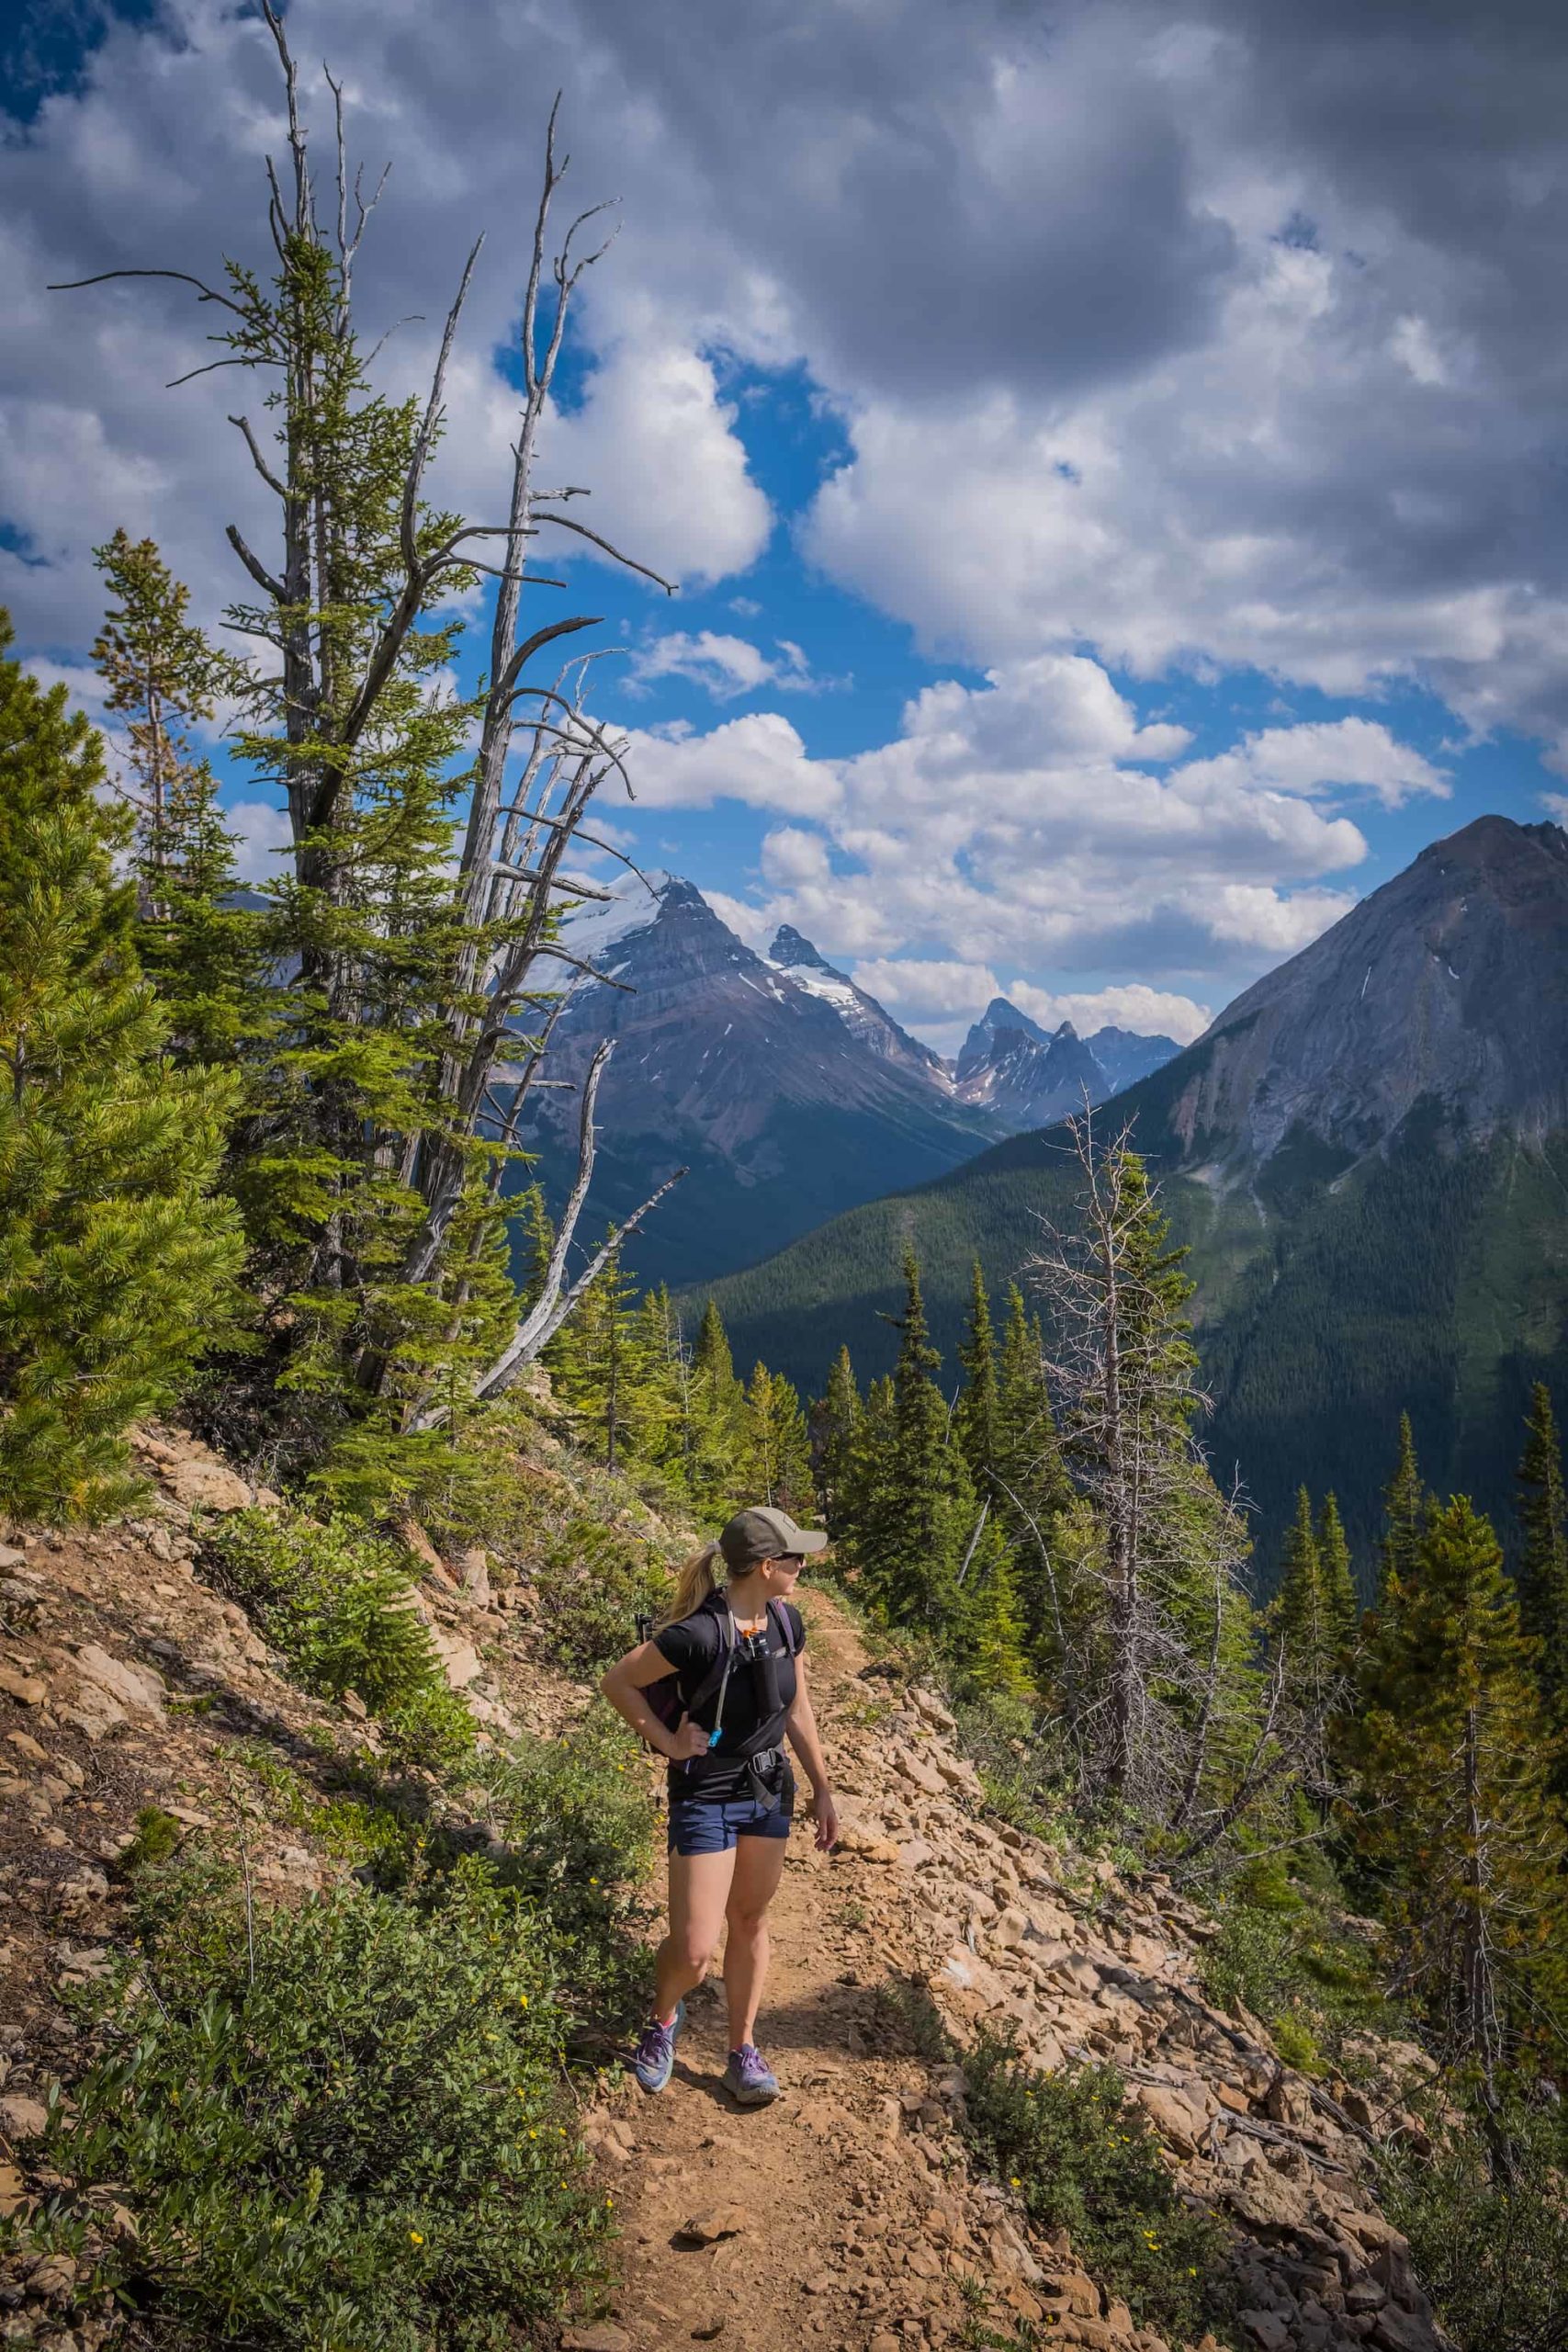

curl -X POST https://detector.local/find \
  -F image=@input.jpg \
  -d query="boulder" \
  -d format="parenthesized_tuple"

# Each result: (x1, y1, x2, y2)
(457, 1547, 492, 1609)
(896, 1747, 948, 1798)
(429, 1628, 481, 1690)
(73, 1644, 164, 1717)
(1136, 2083, 1205, 2156)
(678, 2205, 747, 2245)
(0, 1665, 46, 1706)
(0, 2090, 50, 2141)
(908, 1686, 957, 1734)
(160, 1453, 254, 1513)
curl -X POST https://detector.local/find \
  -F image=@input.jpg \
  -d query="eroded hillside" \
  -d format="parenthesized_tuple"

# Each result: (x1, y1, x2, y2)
(0, 1427, 1450, 2352)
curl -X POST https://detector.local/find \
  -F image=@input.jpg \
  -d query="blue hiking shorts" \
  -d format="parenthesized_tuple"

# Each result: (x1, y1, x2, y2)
(668, 1792, 793, 1857)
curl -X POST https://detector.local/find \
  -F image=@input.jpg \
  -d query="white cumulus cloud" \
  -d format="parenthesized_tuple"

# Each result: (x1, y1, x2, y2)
(1007, 980, 1212, 1046)
(628, 630, 814, 700)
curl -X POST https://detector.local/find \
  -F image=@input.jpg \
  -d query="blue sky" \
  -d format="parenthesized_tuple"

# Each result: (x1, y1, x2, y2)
(6, 0, 1568, 1054)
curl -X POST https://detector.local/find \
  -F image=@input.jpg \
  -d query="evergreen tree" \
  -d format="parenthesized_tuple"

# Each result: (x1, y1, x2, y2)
(0, 616, 245, 1520)
(955, 1260, 1000, 1493)
(1378, 1412, 1426, 1616)
(992, 1282, 1071, 1661)
(68, 29, 676, 1509)
(91, 531, 265, 1067)
(1272, 1487, 1357, 1780)
(686, 1299, 746, 1511)
(1516, 1383, 1568, 1793)
(812, 1345, 862, 1538)
(958, 1517, 1033, 1698)
(1033, 1128, 1258, 1826)
(1357, 1496, 1567, 2082)
(628, 1285, 689, 1485)
(546, 1242, 646, 1470)
(853, 1248, 974, 1634)
(739, 1363, 815, 1517)
(835, 1370, 896, 1578)
(1315, 1492, 1359, 1634)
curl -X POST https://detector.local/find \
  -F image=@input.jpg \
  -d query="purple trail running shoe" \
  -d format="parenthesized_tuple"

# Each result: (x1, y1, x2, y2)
(723, 2043, 779, 2106)
(632, 1998, 684, 2094)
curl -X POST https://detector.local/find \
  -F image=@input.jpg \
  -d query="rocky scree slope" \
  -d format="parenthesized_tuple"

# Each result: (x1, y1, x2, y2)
(0, 1418, 657, 2350)
(0, 1430, 1446, 2352)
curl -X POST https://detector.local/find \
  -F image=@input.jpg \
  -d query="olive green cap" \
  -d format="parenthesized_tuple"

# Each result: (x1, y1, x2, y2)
(717, 1506, 829, 1572)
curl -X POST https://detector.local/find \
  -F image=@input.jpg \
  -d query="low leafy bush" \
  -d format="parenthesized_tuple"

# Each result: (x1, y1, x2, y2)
(1201, 1887, 1386, 2061)
(960, 2029, 1237, 2345)
(530, 1516, 666, 1672)
(1381, 2101, 1568, 2352)
(206, 1506, 474, 1770)
(33, 1852, 613, 2352)
(478, 1711, 656, 2035)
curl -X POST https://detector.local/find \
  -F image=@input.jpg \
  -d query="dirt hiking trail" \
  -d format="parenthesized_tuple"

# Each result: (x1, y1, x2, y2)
(576, 1589, 1450, 2352)
(579, 1593, 1005, 2352)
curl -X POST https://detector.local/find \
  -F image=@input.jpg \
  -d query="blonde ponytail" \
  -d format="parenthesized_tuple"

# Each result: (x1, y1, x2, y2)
(660, 1540, 724, 1629)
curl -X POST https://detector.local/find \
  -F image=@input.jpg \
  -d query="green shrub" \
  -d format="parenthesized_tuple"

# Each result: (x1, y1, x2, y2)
(530, 1517, 665, 1673)
(34, 1853, 611, 2352)
(1269, 2012, 1324, 2075)
(206, 1506, 473, 1765)
(1381, 2102, 1568, 2352)
(378, 1680, 477, 1778)
(120, 1804, 184, 1871)
(960, 2030, 1237, 2345)
(1201, 1891, 1387, 2056)
(477, 1712, 656, 2034)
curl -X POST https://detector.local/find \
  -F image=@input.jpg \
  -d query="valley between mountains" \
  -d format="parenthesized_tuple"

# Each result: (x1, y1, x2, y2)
(696, 814, 1568, 1561)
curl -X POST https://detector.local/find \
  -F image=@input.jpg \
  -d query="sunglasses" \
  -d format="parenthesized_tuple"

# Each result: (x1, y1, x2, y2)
(773, 1552, 807, 1569)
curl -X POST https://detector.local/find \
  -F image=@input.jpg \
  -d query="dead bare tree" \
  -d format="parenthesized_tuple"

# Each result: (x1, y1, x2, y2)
(1025, 1109, 1354, 1860)
(1023, 1110, 1256, 1826)
(56, 10, 683, 1442)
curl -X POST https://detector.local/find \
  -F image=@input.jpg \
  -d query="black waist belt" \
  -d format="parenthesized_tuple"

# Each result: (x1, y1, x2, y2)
(743, 1747, 795, 1813)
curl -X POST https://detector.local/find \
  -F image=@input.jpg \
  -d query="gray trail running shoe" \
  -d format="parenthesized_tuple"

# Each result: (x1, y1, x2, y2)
(723, 2042, 779, 2105)
(632, 1999, 685, 2094)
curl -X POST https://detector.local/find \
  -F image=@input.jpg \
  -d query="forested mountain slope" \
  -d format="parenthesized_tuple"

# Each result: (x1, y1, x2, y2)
(0, 1423, 1455, 2352)
(697, 815, 1568, 1567)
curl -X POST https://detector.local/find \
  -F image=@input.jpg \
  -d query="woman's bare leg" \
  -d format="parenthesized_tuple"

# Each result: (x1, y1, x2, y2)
(654, 1846, 736, 2022)
(722, 1833, 789, 2049)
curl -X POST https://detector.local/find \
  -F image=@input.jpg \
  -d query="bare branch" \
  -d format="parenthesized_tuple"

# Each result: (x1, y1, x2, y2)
(48, 266, 247, 316)
(225, 524, 287, 604)
(534, 506, 677, 593)
(228, 413, 288, 499)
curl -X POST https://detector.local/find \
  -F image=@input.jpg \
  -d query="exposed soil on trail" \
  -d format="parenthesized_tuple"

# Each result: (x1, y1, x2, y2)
(579, 1594, 1014, 2352)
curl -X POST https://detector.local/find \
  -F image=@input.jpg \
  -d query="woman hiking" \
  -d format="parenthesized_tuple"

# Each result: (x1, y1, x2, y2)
(601, 1505, 840, 2105)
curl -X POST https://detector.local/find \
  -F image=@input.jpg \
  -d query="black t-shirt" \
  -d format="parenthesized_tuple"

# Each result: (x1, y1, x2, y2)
(654, 1591, 806, 1798)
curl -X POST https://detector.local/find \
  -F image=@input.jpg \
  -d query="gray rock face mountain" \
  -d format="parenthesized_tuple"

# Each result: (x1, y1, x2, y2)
(955, 997, 1179, 1129)
(765, 923, 953, 1087)
(1088, 1023, 1185, 1095)
(1164, 813, 1568, 1174)
(517, 877, 999, 1289)
(695, 816, 1568, 1561)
